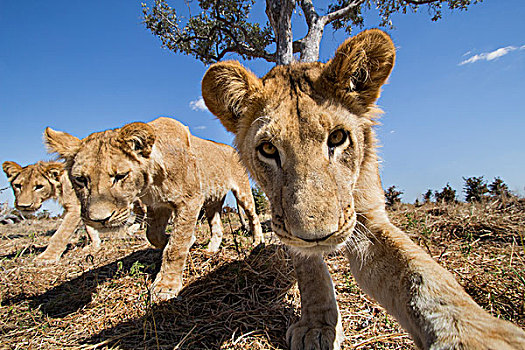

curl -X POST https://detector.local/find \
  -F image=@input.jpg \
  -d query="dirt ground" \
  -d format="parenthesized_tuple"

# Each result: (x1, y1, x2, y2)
(0, 201, 524, 349)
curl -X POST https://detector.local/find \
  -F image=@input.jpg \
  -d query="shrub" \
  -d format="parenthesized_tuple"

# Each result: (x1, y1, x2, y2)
(463, 176, 489, 203)
(385, 185, 403, 208)
(435, 184, 456, 204)
(423, 189, 433, 203)
(251, 186, 269, 215)
(488, 177, 512, 199)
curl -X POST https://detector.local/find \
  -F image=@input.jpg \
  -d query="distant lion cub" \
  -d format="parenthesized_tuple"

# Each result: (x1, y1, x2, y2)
(202, 29, 525, 349)
(2, 161, 102, 262)
(44, 117, 263, 301)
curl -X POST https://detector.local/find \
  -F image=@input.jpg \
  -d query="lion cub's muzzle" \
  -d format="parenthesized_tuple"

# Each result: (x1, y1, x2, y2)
(273, 208, 357, 254)
(82, 207, 133, 229)
(16, 203, 41, 213)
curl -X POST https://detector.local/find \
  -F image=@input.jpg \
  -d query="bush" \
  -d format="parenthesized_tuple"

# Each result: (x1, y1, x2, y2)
(488, 177, 512, 199)
(251, 186, 269, 215)
(463, 176, 489, 203)
(435, 184, 456, 204)
(423, 189, 433, 203)
(385, 185, 403, 208)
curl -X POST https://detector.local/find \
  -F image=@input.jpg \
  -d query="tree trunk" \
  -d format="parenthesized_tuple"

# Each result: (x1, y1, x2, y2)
(266, 0, 295, 65)
(299, 19, 324, 62)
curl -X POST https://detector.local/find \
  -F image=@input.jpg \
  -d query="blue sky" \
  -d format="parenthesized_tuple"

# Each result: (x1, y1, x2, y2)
(1, 0, 524, 215)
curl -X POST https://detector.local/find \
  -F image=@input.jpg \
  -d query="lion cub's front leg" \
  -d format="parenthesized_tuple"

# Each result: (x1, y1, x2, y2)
(287, 253, 344, 350)
(83, 224, 101, 252)
(347, 216, 525, 349)
(34, 209, 81, 263)
(150, 201, 201, 302)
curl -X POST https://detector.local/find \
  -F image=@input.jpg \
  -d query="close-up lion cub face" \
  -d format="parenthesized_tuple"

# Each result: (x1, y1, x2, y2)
(203, 29, 395, 255)
(241, 82, 370, 254)
(2, 161, 62, 214)
(44, 123, 155, 229)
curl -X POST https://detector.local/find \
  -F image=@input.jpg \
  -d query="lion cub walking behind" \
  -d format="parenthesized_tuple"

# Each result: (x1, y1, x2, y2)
(44, 117, 263, 301)
(3, 160, 103, 262)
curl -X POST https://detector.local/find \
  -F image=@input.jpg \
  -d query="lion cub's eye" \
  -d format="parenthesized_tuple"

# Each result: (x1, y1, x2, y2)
(257, 142, 278, 159)
(73, 176, 88, 187)
(34, 184, 44, 190)
(14, 184, 22, 190)
(113, 172, 129, 184)
(328, 129, 348, 149)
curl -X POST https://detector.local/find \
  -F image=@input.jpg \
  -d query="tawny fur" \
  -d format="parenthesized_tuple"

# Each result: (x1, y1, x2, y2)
(44, 117, 263, 301)
(202, 29, 525, 349)
(2, 161, 102, 262)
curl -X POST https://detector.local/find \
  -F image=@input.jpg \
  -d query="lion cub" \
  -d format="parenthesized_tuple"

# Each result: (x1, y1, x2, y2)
(2, 161, 102, 262)
(44, 117, 263, 301)
(202, 29, 525, 349)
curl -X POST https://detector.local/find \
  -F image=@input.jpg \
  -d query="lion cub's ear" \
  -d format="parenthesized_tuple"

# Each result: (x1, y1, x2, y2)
(44, 127, 81, 159)
(202, 60, 263, 133)
(118, 122, 156, 158)
(2, 161, 23, 181)
(44, 163, 64, 183)
(321, 29, 395, 112)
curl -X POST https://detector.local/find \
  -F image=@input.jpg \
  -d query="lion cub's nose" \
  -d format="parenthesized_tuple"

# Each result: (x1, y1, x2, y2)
(88, 212, 115, 224)
(86, 206, 115, 223)
(17, 203, 34, 210)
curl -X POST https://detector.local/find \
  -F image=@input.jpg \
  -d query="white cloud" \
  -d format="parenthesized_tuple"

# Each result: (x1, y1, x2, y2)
(193, 125, 207, 130)
(189, 97, 208, 112)
(459, 45, 522, 65)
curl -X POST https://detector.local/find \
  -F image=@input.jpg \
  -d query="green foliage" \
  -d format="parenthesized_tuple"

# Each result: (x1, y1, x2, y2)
(142, 0, 274, 64)
(142, 0, 482, 64)
(251, 185, 269, 215)
(423, 189, 433, 203)
(385, 185, 403, 207)
(130, 261, 146, 277)
(463, 176, 488, 203)
(488, 177, 512, 199)
(331, 0, 483, 34)
(434, 183, 456, 204)
(370, 0, 481, 26)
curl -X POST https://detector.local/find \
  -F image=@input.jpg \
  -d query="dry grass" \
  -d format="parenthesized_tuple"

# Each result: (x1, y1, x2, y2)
(0, 200, 524, 349)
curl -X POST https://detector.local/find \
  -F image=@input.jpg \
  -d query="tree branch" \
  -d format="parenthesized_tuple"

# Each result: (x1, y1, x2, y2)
(298, 0, 319, 27)
(322, 0, 366, 24)
(404, 0, 441, 4)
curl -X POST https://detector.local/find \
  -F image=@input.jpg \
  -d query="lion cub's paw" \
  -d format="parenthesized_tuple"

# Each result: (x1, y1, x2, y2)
(150, 274, 183, 303)
(34, 252, 60, 265)
(127, 223, 142, 235)
(206, 236, 221, 253)
(82, 242, 101, 253)
(286, 321, 344, 350)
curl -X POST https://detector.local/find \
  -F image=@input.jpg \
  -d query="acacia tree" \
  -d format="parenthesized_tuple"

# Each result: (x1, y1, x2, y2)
(142, 0, 482, 65)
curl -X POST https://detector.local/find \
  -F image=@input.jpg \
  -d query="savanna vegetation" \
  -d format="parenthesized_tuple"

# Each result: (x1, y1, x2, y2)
(1, 176, 523, 349)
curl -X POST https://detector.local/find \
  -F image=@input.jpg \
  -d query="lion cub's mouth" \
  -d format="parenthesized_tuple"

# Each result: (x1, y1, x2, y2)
(83, 208, 134, 229)
(272, 213, 357, 254)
